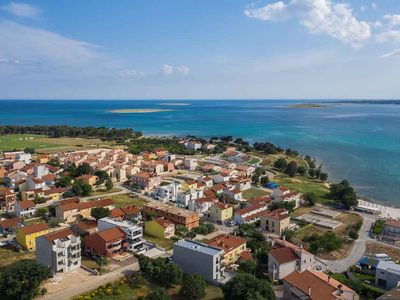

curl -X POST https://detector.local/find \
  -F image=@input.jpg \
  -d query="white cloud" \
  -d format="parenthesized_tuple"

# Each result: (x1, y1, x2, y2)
(1, 2, 41, 18)
(244, 1, 288, 21)
(380, 48, 400, 59)
(177, 65, 190, 75)
(0, 20, 101, 71)
(383, 14, 400, 28)
(119, 69, 145, 77)
(376, 30, 400, 43)
(371, 2, 377, 10)
(245, 0, 372, 48)
(162, 64, 173, 75)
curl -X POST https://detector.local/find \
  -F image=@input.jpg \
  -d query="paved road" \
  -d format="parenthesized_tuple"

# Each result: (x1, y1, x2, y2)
(39, 261, 139, 300)
(81, 185, 130, 201)
(320, 212, 375, 273)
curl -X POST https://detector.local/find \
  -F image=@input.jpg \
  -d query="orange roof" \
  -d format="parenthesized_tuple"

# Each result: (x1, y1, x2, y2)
(284, 270, 355, 300)
(110, 208, 125, 218)
(17, 200, 35, 209)
(236, 202, 267, 216)
(121, 205, 141, 216)
(75, 219, 97, 231)
(270, 247, 298, 264)
(260, 208, 289, 221)
(214, 202, 232, 210)
(96, 227, 126, 242)
(0, 217, 21, 230)
(207, 234, 246, 253)
(240, 250, 253, 261)
(154, 217, 175, 228)
(19, 223, 48, 235)
(44, 228, 76, 244)
(385, 219, 400, 228)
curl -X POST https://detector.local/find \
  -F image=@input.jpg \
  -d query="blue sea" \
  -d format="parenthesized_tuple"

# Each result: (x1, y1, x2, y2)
(1, 99, 399, 205)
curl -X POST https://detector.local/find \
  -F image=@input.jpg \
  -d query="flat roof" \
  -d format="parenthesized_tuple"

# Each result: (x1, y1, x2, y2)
(174, 239, 223, 256)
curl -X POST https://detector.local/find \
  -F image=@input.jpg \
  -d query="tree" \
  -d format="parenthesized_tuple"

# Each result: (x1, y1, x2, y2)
(238, 260, 256, 275)
(95, 170, 110, 185)
(105, 179, 113, 191)
(179, 274, 207, 300)
(0, 260, 50, 300)
(72, 180, 92, 196)
(303, 192, 316, 207)
(319, 172, 328, 181)
(76, 163, 94, 177)
(36, 207, 48, 219)
(91, 207, 110, 220)
(308, 168, 316, 177)
(273, 158, 287, 170)
(330, 180, 357, 209)
(146, 288, 171, 300)
(222, 273, 275, 300)
(282, 200, 296, 213)
(297, 166, 306, 176)
(260, 175, 269, 186)
(284, 161, 298, 177)
(33, 194, 46, 204)
(282, 228, 295, 242)
(24, 147, 35, 154)
(56, 176, 72, 188)
(349, 229, 359, 240)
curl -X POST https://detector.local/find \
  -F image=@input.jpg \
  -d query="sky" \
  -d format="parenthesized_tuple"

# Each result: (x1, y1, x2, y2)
(0, 0, 399, 99)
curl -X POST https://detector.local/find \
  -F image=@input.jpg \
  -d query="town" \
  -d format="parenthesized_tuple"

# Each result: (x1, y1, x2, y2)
(0, 136, 399, 300)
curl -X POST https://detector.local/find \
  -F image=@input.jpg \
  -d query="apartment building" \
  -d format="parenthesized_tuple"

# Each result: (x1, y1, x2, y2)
(206, 234, 247, 265)
(131, 172, 161, 191)
(84, 227, 128, 257)
(173, 239, 225, 283)
(98, 217, 145, 253)
(260, 208, 290, 235)
(36, 228, 81, 277)
(143, 202, 199, 229)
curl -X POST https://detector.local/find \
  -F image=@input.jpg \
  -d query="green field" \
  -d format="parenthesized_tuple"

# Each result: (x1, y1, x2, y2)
(144, 234, 175, 250)
(274, 175, 332, 203)
(242, 187, 269, 199)
(108, 194, 149, 208)
(0, 134, 62, 151)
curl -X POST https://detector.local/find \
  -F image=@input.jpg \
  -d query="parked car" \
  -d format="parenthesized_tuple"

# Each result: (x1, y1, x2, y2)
(228, 220, 237, 227)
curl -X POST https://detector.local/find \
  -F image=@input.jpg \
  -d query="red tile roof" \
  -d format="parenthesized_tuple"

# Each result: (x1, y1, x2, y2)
(19, 223, 48, 235)
(44, 228, 76, 244)
(75, 219, 97, 231)
(385, 219, 400, 228)
(0, 217, 21, 230)
(269, 247, 298, 264)
(17, 200, 35, 209)
(154, 217, 175, 228)
(96, 227, 126, 242)
(207, 234, 246, 253)
(260, 208, 289, 221)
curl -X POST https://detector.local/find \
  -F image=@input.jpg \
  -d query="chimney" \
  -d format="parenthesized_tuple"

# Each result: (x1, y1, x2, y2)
(308, 286, 311, 296)
(328, 276, 330, 283)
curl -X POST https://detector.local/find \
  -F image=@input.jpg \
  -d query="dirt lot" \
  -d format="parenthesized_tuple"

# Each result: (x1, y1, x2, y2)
(365, 242, 400, 262)
(292, 210, 362, 260)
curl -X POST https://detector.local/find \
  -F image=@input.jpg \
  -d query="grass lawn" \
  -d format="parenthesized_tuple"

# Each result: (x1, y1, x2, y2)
(144, 234, 175, 250)
(264, 153, 308, 169)
(247, 157, 260, 164)
(108, 194, 149, 208)
(274, 175, 333, 203)
(242, 187, 268, 199)
(91, 188, 122, 196)
(81, 256, 101, 270)
(76, 277, 223, 300)
(0, 246, 35, 269)
(292, 211, 363, 260)
(0, 134, 62, 151)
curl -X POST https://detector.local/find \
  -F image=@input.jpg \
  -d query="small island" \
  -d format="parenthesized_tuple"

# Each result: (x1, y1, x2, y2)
(284, 103, 332, 109)
(160, 103, 191, 106)
(110, 109, 174, 113)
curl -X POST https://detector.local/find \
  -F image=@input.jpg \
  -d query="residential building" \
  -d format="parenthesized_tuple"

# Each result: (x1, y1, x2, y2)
(0, 217, 21, 235)
(268, 238, 315, 280)
(186, 141, 202, 151)
(72, 219, 98, 236)
(173, 239, 225, 283)
(145, 217, 175, 239)
(260, 208, 290, 235)
(76, 174, 98, 186)
(234, 202, 269, 224)
(15, 200, 36, 218)
(153, 181, 181, 202)
(16, 152, 32, 164)
(377, 286, 400, 300)
(272, 187, 302, 209)
(98, 217, 145, 253)
(209, 202, 233, 223)
(27, 176, 47, 190)
(36, 228, 81, 277)
(84, 227, 129, 257)
(0, 188, 16, 212)
(380, 219, 400, 245)
(188, 196, 218, 215)
(223, 189, 243, 202)
(184, 158, 198, 171)
(131, 172, 161, 191)
(55, 198, 115, 223)
(375, 260, 400, 290)
(143, 202, 200, 229)
(283, 270, 359, 300)
(177, 189, 204, 208)
(207, 234, 247, 265)
(16, 223, 49, 251)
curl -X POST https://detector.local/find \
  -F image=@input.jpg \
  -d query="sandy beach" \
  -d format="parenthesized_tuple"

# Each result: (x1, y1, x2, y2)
(110, 109, 173, 113)
(357, 199, 400, 219)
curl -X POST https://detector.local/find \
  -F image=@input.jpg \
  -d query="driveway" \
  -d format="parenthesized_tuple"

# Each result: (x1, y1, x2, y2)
(39, 260, 139, 300)
(319, 212, 375, 273)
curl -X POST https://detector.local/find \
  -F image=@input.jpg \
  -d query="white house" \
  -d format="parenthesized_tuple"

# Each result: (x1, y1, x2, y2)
(234, 202, 269, 224)
(184, 158, 198, 171)
(27, 177, 47, 191)
(15, 200, 36, 218)
(188, 196, 218, 215)
(272, 187, 302, 208)
(153, 182, 181, 203)
(213, 174, 230, 184)
(223, 189, 243, 202)
(177, 190, 204, 208)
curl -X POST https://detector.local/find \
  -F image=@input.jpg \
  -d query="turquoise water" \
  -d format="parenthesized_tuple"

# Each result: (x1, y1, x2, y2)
(1, 100, 399, 205)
